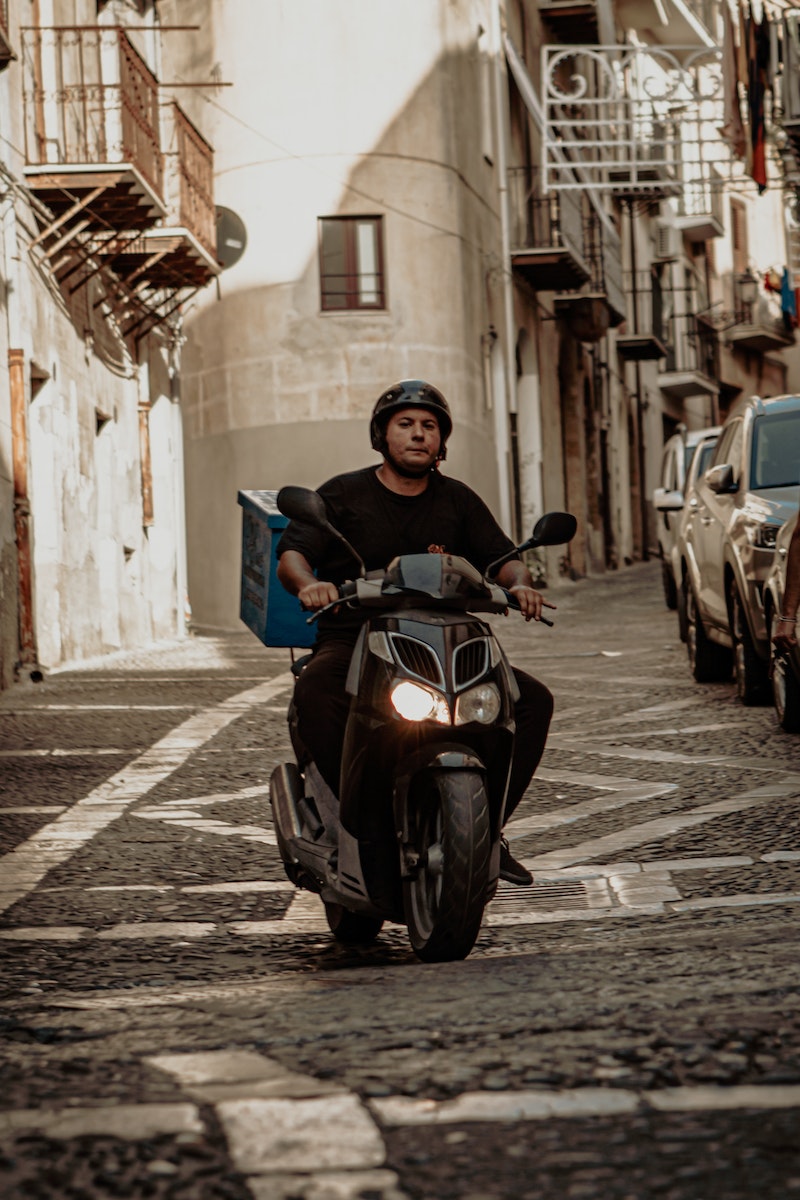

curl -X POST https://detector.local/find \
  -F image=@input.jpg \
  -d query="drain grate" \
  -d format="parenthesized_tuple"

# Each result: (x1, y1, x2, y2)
(491, 879, 592, 911)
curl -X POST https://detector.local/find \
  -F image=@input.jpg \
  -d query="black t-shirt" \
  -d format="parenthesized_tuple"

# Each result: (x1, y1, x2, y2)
(276, 467, 517, 636)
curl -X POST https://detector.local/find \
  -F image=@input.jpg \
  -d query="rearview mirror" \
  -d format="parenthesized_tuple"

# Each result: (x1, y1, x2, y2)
(277, 486, 329, 528)
(530, 511, 578, 547)
(705, 464, 737, 495)
(653, 487, 684, 512)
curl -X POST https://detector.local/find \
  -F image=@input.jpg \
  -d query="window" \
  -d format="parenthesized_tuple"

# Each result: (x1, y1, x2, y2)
(319, 216, 385, 311)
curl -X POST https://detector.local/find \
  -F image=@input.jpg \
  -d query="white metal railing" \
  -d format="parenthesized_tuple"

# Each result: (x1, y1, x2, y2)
(541, 44, 728, 194)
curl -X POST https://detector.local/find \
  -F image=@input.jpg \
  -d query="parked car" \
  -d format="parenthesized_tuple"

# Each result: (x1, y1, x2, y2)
(654, 425, 720, 619)
(764, 511, 800, 732)
(679, 394, 800, 702)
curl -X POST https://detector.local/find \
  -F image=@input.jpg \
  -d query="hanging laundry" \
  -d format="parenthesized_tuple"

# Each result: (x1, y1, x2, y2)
(719, 0, 746, 158)
(745, 2, 770, 192)
(780, 268, 797, 332)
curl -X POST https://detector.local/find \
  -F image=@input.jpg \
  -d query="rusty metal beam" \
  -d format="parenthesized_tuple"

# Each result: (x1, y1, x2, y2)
(9, 349, 39, 673)
(28, 184, 105, 249)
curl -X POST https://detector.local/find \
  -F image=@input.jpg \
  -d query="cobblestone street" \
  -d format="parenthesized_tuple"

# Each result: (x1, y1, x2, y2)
(1, 561, 799, 1199)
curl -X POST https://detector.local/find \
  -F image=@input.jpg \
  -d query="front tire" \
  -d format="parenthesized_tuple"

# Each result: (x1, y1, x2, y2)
(402, 770, 490, 963)
(677, 575, 689, 643)
(770, 615, 800, 733)
(686, 584, 732, 683)
(662, 560, 678, 610)
(730, 581, 770, 705)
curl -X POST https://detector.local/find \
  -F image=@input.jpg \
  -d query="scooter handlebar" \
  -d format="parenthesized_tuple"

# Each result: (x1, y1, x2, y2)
(501, 589, 554, 626)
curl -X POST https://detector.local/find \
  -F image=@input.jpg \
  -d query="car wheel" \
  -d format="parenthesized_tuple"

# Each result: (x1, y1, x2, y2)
(677, 575, 689, 643)
(770, 614, 800, 733)
(661, 560, 678, 610)
(686, 584, 732, 683)
(729, 581, 770, 706)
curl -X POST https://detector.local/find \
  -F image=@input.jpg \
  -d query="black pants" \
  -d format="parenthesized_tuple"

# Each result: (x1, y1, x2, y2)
(293, 637, 553, 821)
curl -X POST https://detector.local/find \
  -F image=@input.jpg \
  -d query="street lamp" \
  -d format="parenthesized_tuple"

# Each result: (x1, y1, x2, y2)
(737, 269, 759, 307)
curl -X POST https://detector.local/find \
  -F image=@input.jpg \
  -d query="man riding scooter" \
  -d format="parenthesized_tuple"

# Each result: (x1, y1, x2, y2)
(276, 379, 556, 885)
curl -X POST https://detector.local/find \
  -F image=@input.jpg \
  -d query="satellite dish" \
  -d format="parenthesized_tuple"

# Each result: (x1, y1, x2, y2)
(215, 206, 247, 270)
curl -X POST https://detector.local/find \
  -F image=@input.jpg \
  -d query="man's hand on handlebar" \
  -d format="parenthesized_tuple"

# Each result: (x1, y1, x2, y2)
(297, 580, 340, 612)
(507, 584, 556, 623)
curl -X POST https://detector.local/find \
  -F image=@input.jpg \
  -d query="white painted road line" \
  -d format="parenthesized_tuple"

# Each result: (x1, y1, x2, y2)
(370, 1083, 800, 1126)
(0, 672, 294, 917)
(0, 1103, 204, 1140)
(525, 776, 800, 870)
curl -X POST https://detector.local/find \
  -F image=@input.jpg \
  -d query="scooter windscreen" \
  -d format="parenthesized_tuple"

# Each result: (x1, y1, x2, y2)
(381, 553, 491, 601)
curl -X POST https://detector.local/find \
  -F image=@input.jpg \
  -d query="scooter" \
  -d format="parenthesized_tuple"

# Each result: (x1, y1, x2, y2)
(269, 486, 576, 962)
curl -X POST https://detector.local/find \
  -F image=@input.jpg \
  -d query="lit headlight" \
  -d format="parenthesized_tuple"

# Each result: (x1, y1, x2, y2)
(455, 683, 501, 726)
(391, 680, 450, 724)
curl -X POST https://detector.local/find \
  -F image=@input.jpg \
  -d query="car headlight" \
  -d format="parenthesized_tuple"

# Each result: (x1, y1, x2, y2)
(391, 680, 450, 724)
(747, 522, 781, 549)
(455, 683, 501, 726)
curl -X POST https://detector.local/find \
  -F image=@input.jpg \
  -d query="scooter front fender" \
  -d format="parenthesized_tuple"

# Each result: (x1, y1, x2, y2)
(392, 746, 486, 841)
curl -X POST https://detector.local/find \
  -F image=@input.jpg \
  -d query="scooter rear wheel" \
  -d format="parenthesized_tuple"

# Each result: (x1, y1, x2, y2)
(324, 903, 384, 945)
(403, 769, 490, 963)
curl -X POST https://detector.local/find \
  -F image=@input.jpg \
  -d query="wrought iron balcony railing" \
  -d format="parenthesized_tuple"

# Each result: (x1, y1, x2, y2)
(21, 25, 163, 198)
(508, 166, 590, 291)
(161, 101, 216, 256)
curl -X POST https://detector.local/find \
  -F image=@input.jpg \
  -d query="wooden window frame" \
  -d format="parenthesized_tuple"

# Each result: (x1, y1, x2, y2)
(319, 216, 386, 312)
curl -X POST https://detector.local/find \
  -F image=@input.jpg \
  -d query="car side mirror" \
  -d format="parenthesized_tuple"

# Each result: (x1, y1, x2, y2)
(705, 464, 738, 495)
(653, 487, 684, 512)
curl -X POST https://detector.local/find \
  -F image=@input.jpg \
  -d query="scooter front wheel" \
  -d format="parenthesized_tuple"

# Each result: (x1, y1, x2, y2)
(324, 903, 384, 945)
(403, 769, 491, 963)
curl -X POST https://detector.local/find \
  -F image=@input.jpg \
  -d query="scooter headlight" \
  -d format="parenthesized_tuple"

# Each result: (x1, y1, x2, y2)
(391, 680, 450, 724)
(455, 682, 501, 726)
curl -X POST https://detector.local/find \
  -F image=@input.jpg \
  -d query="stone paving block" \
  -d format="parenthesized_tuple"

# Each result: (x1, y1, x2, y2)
(217, 1095, 386, 1173)
(247, 1168, 408, 1200)
(0, 1103, 203, 1140)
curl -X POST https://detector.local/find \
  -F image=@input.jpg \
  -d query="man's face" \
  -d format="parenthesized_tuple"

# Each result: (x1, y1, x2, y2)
(383, 407, 442, 476)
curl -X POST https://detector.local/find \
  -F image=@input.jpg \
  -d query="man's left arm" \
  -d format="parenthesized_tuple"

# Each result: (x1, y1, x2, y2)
(496, 560, 557, 623)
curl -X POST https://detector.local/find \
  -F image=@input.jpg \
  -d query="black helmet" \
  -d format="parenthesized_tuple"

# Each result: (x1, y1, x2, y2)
(370, 380, 453, 459)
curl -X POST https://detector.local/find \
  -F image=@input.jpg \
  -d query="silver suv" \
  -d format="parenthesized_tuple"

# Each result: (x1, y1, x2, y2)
(654, 425, 720, 615)
(679, 394, 800, 703)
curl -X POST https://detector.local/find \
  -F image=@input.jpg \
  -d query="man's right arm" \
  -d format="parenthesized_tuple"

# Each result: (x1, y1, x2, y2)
(277, 550, 340, 611)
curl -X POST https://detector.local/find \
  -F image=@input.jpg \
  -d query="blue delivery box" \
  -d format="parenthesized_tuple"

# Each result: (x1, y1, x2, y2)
(237, 490, 316, 649)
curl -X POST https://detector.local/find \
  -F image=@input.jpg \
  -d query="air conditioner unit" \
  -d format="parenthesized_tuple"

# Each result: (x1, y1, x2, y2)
(654, 222, 681, 261)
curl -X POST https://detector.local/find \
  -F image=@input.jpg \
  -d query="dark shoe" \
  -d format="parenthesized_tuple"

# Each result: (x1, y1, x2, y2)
(499, 837, 533, 886)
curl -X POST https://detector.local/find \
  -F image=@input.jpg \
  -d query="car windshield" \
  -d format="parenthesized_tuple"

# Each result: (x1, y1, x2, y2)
(751, 413, 800, 490)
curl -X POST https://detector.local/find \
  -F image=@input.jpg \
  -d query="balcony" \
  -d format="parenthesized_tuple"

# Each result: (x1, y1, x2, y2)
(726, 298, 796, 355)
(21, 26, 166, 242)
(553, 208, 627, 340)
(103, 103, 220, 291)
(617, 271, 668, 360)
(607, 122, 681, 199)
(542, 45, 727, 197)
(674, 174, 725, 241)
(614, 0, 717, 51)
(537, 0, 599, 44)
(508, 167, 591, 291)
(658, 312, 719, 398)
